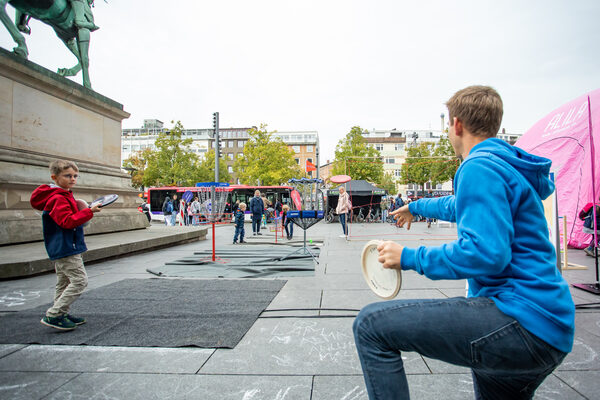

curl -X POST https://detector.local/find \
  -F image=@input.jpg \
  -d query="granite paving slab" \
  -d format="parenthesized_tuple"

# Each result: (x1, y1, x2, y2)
(553, 370, 600, 400)
(0, 344, 26, 359)
(0, 371, 78, 400)
(44, 373, 312, 400)
(311, 375, 368, 400)
(200, 318, 429, 375)
(0, 345, 214, 374)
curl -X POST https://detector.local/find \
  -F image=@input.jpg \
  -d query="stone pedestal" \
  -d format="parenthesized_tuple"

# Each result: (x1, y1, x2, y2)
(0, 48, 148, 246)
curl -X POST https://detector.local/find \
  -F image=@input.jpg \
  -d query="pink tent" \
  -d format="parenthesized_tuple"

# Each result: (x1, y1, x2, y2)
(515, 89, 600, 249)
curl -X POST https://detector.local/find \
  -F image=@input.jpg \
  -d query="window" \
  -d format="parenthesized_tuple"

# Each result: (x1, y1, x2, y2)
(228, 153, 234, 160)
(295, 158, 300, 164)
(436, 183, 442, 189)
(375, 144, 384, 151)
(306, 145, 313, 152)
(228, 166, 233, 173)
(394, 170, 401, 178)
(237, 140, 244, 147)
(385, 157, 395, 164)
(228, 141, 234, 148)
(307, 158, 313, 163)
(238, 153, 244, 158)
(293, 146, 300, 153)
(394, 143, 404, 151)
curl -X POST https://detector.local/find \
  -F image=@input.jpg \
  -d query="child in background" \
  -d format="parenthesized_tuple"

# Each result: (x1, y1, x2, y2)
(30, 160, 102, 331)
(282, 204, 294, 240)
(233, 202, 247, 244)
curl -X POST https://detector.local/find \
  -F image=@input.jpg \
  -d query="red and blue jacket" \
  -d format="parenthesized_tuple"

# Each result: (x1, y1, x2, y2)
(30, 184, 93, 260)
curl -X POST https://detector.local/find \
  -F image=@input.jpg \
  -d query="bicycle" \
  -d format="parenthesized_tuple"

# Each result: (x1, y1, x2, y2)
(365, 207, 373, 223)
(356, 207, 365, 223)
(326, 209, 339, 223)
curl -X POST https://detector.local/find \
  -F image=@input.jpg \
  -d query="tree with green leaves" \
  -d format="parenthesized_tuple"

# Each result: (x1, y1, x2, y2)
(430, 137, 460, 187)
(399, 142, 434, 195)
(233, 124, 302, 185)
(377, 172, 397, 195)
(122, 147, 152, 189)
(142, 121, 202, 187)
(332, 126, 383, 182)
(196, 149, 231, 183)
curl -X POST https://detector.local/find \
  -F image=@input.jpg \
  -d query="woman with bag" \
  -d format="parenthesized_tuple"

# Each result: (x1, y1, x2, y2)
(336, 186, 350, 238)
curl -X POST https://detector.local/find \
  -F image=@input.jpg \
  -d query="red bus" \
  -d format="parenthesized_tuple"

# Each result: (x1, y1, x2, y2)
(147, 185, 292, 222)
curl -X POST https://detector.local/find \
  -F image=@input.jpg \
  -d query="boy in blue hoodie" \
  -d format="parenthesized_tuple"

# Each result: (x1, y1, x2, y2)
(353, 86, 575, 399)
(30, 160, 102, 331)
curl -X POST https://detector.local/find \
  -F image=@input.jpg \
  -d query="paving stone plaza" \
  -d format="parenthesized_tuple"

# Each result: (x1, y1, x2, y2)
(1, 221, 599, 399)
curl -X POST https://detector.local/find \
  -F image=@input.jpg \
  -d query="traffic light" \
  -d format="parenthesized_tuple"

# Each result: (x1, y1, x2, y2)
(212, 112, 219, 131)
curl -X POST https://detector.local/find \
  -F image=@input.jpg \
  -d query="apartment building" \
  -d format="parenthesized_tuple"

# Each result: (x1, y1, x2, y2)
(121, 122, 319, 182)
(271, 131, 320, 177)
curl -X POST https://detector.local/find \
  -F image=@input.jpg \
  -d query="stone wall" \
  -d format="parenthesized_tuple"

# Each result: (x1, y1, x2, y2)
(0, 48, 149, 245)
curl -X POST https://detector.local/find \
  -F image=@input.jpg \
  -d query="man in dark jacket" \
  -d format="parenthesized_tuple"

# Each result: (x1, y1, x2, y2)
(249, 190, 264, 235)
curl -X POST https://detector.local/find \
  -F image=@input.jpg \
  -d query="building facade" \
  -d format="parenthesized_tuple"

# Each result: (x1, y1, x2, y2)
(121, 122, 319, 183)
(271, 131, 319, 177)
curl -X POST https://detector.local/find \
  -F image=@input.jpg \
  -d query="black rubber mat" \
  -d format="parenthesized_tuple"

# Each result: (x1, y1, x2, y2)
(0, 279, 286, 348)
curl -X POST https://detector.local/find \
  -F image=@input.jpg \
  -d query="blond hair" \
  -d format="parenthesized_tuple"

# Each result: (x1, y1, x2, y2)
(49, 160, 79, 175)
(282, 204, 290, 212)
(446, 85, 503, 138)
(239, 202, 247, 209)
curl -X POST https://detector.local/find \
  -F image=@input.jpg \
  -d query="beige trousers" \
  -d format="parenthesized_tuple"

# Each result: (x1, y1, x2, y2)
(46, 254, 88, 317)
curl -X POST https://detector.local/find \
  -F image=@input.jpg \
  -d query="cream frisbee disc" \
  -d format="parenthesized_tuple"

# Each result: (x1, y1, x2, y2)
(361, 240, 401, 300)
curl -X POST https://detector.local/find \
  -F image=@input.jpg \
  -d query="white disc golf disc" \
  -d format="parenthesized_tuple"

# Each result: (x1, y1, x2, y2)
(361, 240, 401, 300)
(91, 194, 119, 208)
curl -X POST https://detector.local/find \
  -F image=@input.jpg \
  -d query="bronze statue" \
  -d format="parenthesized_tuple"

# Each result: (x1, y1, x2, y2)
(0, 0, 99, 89)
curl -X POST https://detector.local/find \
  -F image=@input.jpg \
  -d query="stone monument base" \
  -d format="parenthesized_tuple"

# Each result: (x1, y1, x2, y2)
(0, 48, 147, 246)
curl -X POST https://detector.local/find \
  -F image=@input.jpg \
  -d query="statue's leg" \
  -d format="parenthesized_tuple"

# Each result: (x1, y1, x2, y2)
(76, 28, 91, 89)
(0, 1, 28, 57)
(15, 10, 31, 35)
(70, 0, 99, 31)
(57, 38, 82, 77)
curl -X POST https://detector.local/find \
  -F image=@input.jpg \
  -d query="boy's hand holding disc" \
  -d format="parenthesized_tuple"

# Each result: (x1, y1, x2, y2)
(377, 241, 404, 270)
(361, 240, 402, 300)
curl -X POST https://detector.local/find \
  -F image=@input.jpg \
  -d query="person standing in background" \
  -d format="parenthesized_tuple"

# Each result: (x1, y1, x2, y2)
(336, 186, 350, 238)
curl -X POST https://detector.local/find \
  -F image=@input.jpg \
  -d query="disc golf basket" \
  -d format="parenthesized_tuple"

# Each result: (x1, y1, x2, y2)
(194, 182, 230, 261)
(283, 178, 325, 263)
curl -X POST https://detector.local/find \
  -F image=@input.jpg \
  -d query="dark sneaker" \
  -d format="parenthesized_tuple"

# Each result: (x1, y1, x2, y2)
(40, 315, 76, 331)
(584, 246, 596, 257)
(240, 240, 247, 243)
(233, 241, 238, 244)
(257, 232, 262, 235)
(66, 314, 86, 325)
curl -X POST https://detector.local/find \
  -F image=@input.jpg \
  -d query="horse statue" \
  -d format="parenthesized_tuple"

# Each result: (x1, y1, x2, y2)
(0, 0, 99, 89)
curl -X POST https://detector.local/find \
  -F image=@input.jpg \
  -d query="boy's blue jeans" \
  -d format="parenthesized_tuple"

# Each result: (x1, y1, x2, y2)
(233, 225, 244, 242)
(353, 297, 567, 400)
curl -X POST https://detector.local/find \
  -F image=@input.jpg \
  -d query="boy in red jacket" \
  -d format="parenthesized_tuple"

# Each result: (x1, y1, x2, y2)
(30, 160, 102, 331)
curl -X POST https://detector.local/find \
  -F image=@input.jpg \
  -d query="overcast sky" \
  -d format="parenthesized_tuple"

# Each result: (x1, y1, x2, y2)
(1, 0, 599, 162)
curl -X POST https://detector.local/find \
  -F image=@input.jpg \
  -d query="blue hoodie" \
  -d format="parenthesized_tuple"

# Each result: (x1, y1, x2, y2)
(400, 138, 575, 353)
